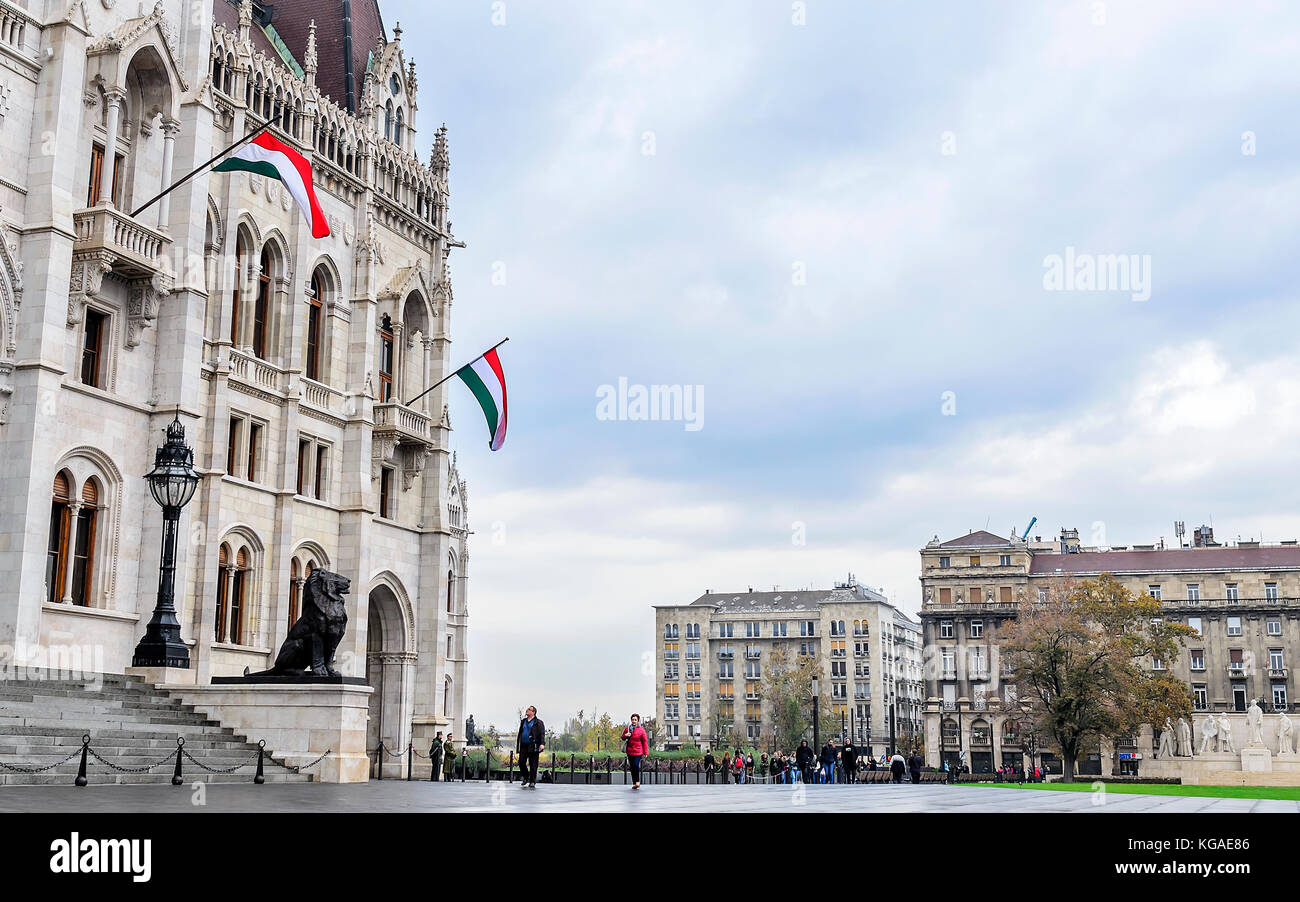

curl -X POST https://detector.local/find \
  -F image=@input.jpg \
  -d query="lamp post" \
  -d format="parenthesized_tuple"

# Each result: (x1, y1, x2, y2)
(811, 677, 820, 751)
(132, 414, 200, 669)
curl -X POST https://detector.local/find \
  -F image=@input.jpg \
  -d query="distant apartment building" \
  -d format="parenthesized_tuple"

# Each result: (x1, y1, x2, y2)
(653, 577, 922, 753)
(919, 525, 1300, 774)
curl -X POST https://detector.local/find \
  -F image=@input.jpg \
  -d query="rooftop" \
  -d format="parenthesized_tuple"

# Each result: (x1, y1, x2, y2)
(1030, 544, 1300, 576)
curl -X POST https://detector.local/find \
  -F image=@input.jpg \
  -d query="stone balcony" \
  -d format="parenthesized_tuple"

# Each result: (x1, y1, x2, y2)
(73, 204, 172, 281)
(69, 205, 175, 347)
(373, 401, 432, 446)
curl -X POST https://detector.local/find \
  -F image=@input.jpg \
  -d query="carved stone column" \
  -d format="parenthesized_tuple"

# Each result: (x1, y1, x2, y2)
(100, 89, 127, 206)
(156, 117, 181, 230)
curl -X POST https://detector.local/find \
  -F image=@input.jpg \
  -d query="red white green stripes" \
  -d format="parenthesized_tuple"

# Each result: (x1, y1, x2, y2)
(455, 348, 508, 451)
(213, 132, 331, 238)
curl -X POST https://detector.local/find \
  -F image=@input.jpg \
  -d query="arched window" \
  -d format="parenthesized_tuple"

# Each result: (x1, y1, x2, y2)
(384, 102, 393, 141)
(223, 53, 234, 95)
(231, 235, 248, 344)
(46, 472, 72, 604)
(216, 544, 229, 640)
(394, 107, 403, 148)
(443, 676, 451, 715)
(253, 246, 272, 359)
(446, 568, 454, 612)
(217, 543, 251, 644)
(68, 479, 99, 606)
(306, 270, 326, 382)
(377, 316, 394, 402)
(288, 557, 300, 629)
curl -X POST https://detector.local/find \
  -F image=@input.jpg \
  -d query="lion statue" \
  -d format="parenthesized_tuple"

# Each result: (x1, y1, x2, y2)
(246, 568, 350, 678)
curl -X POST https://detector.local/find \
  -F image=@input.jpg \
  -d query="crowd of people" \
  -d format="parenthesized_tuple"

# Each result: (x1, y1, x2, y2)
(506, 708, 1049, 789)
(697, 738, 929, 785)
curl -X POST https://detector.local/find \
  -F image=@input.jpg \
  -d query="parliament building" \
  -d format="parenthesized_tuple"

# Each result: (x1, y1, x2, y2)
(0, 0, 469, 772)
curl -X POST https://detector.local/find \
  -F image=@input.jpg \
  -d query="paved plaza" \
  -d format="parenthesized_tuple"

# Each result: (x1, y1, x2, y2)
(0, 781, 1294, 813)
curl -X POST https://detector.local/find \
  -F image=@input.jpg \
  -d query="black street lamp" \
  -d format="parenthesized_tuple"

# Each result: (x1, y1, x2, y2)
(133, 414, 200, 669)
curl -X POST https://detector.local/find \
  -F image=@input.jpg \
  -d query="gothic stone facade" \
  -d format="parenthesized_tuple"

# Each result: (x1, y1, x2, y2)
(654, 581, 923, 754)
(919, 528, 1300, 775)
(0, 0, 469, 771)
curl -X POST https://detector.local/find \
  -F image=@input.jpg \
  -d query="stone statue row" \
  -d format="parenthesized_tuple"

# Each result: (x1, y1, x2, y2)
(1156, 701, 1295, 758)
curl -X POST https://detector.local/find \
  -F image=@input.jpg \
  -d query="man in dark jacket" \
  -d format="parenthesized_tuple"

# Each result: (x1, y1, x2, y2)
(908, 751, 923, 785)
(704, 750, 717, 784)
(429, 731, 444, 782)
(516, 705, 545, 789)
(819, 740, 837, 784)
(795, 739, 815, 784)
(841, 743, 858, 784)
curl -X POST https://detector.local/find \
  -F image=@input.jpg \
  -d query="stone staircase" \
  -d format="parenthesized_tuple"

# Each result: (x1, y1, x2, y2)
(0, 674, 314, 785)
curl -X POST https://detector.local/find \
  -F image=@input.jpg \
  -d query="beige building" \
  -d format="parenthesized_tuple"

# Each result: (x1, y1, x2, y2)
(919, 526, 1300, 775)
(0, 0, 470, 775)
(654, 576, 922, 754)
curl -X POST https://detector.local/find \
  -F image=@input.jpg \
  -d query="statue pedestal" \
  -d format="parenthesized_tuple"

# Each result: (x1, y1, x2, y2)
(1240, 746, 1273, 774)
(160, 680, 373, 783)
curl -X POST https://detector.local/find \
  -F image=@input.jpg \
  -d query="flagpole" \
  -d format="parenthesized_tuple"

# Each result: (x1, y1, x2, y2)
(129, 118, 275, 219)
(404, 337, 509, 408)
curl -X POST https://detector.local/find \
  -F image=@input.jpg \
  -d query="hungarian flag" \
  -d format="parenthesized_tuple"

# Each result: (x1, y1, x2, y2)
(213, 132, 330, 238)
(456, 348, 508, 451)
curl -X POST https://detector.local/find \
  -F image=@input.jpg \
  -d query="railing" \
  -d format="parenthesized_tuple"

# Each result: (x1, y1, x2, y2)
(373, 401, 432, 441)
(0, 0, 36, 55)
(229, 349, 281, 392)
(300, 377, 340, 412)
(72, 205, 172, 279)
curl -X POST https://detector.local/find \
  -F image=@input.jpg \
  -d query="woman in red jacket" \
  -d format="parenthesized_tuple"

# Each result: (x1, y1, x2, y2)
(620, 713, 650, 789)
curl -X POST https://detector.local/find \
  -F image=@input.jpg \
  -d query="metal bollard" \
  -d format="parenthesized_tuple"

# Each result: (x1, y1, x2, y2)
(509, 751, 515, 783)
(172, 737, 185, 786)
(254, 740, 265, 785)
(485, 749, 492, 782)
(75, 734, 89, 787)
(376, 741, 384, 780)
(407, 744, 413, 781)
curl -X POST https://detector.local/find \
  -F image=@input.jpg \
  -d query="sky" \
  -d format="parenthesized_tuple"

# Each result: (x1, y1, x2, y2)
(380, 0, 1300, 731)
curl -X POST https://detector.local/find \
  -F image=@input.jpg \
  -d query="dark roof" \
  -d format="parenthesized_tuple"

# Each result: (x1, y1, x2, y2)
(939, 530, 1012, 548)
(689, 589, 852, 613)
(262, 0, 387, 112)
(1030, 546, 1300, 576)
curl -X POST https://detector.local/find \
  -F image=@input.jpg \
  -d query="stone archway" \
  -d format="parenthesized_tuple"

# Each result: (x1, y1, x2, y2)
(366, 583, 414, 778)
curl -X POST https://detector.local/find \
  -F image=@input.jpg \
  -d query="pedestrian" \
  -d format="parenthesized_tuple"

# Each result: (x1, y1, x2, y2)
(429, 731, 444, 782)
(819, 739, 837, 784)
(704, 749, 717, 784)
(620, 712, 649, 790)
(770, 753, 783, 783)
(908, 750, 922, 785)
(867, 755, 877, 772)
(746, 752, 755, 783)
(796, 739, 815, 784)
(443, 733, 456, 781)
(842, 743, 858, 784)
(516, 705, 545, 789)
(732, 748, 745, 784)
(889, 752, 905, 783)
(721, 751, 732, 783)
(760, 752, 768, 782)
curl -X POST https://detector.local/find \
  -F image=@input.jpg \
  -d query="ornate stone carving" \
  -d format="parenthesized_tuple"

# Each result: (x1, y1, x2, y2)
(67, 251, 115, 326)
(1216, 713, 1234, 753)
(400, 444, 429, 490)
(124, 271, 172, 349)
(1198, 713, 1219, 754)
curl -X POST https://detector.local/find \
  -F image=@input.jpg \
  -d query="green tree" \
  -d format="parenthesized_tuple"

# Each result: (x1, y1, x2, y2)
(1001, 575, 1195, 782)
(761, 643, 824, 750)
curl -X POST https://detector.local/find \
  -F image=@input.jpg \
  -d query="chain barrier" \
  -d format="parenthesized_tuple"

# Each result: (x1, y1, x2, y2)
(0, 733, 330, 782)
(293, 750, 332, 773)
(181, 746, 262, 774)
(0, 747, 83, 774)
(88, 746, 181, 774)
